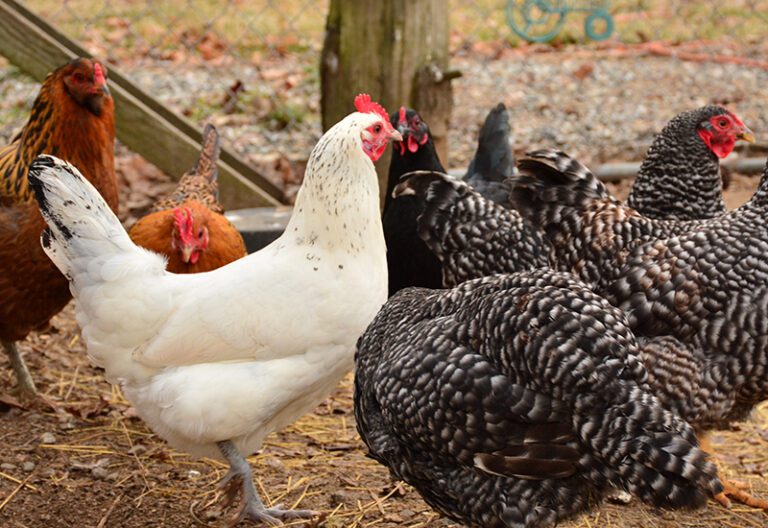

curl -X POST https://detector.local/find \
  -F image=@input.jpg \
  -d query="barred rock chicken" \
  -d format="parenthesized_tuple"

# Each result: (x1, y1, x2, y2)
(627, 105, 754, 219)
(511, 149, 768, 509)
(28, 94, 400, 525)
(0, 58, 116, 399)
(128, 124, 246, 273)
(384, 103, 519, 294)
(394, 171, 548, 286)
(355, 270, 721, 528)
(397, 106, 753, 287)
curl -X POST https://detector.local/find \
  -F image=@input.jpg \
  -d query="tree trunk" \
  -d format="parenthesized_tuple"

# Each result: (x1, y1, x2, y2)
(320, 0, 453, 203)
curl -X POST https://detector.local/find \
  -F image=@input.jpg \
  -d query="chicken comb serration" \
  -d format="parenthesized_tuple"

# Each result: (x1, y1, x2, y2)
(398, 106, 407, 126)
(354, 94, 388, 123)
(93, 62, 106, 85)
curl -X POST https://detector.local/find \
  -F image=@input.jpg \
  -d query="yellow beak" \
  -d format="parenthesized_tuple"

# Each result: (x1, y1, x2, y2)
(738, 126, 756, 144)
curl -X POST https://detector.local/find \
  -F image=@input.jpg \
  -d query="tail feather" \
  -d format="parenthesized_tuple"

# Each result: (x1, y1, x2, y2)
(28, 155, 164, 281)
(393, 170, 548, 286)
(510, 149, 613, 230)
(465, 103, 515, 205)
(584, 386, 722, 509)
(193, 123, 221, 185)
(466, 103, 514, 184)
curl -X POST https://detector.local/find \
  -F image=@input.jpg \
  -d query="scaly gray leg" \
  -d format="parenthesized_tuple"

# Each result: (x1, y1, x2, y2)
(217, 440, 317, 526)
(2, 340, 37, 400)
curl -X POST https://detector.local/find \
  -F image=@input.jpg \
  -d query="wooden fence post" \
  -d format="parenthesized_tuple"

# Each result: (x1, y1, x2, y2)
(320, 0, 454, 203)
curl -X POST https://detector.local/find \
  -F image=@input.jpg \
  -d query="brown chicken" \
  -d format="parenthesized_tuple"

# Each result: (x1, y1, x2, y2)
(128, 124, 247, 273)
(0, 57, 117, 399)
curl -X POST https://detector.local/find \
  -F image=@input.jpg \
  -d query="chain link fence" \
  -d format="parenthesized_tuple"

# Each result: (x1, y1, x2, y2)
(1, 0, 767, 197)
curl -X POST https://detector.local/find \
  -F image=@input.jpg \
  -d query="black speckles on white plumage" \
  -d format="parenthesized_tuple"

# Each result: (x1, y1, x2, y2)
(627, 106, 732, 220)
(355, 270, 721, 527)
(512, 149, 768, 431)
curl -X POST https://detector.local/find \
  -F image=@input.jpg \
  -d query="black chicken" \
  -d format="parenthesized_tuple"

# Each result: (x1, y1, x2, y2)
(511, 149, 768, 509)
(355, 270, 721, 528)
(383, 104, 517, 295)
(383, 107, 445, 296)
(627, 105, 754, 219)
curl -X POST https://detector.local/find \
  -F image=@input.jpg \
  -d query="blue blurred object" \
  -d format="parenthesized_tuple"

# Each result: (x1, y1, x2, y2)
(506, 1, 614, 43)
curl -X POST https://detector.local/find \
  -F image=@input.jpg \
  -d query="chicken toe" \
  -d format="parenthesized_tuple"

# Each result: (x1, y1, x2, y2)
(217, 440, 317, 526)
(714, 480, 768, 511)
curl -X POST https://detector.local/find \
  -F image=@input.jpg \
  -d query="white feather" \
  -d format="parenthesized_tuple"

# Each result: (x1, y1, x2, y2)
(29, 111, 388, 458)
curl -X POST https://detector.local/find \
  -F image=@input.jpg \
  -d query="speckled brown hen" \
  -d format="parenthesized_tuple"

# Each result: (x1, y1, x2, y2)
(0, 57, 116, 399)
(511, 149, 768, 510)
(128, 124, 246, 273)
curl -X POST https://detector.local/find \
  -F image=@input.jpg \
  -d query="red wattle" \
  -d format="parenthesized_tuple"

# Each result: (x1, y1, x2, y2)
(699, 129, 734, 159)
(711, 138, 735, 159)
(407, 135, 419, 153)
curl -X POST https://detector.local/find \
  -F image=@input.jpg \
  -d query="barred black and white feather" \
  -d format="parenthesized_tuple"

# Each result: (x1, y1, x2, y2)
(394, 171, 549, 287)
(355, 270, 721, 528)
(512, 149, 768, 430)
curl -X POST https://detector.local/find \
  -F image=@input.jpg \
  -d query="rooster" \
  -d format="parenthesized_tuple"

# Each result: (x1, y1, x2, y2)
(0, 58, 116, 399)
(511, 149, 768, 510)
(128, 124, 247, 273)
(627, 105, 754, 219)
(355, 270, 722, 528)
(384, 104, 520, 294)
(28, 94, 400, 525)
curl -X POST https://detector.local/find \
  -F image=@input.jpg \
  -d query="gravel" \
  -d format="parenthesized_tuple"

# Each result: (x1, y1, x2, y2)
(40, 432, 57, 445)
(0, 44, 766, 196)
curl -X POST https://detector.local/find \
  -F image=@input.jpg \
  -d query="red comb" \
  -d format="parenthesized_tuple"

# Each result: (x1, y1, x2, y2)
(173, 207, 195, 241)
(354, 93, 388, 122)
(93, 62, 106, 85)
(398, 106, 407, 126)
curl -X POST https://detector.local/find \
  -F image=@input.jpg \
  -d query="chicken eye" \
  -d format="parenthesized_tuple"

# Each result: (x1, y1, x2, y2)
(198, 229, 205, 239)
(73, 73, 86, 83)
(718, 119, 728, 128)
(373, 124, 382, 134)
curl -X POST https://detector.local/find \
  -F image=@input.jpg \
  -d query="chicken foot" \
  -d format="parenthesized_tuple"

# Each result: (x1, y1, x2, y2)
(217, 440, 317, 526)
(699, 433, 768, 510)
(2, 340, 37, 400)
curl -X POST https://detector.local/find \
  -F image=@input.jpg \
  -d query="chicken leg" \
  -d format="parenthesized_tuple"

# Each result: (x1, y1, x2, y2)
(699, 434, 768, 510)
(216, 440, 317, 526)
(2, 340, 37, 400)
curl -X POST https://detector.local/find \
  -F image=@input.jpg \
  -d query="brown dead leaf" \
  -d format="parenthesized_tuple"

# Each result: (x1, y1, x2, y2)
(0, 393, 25, 410)
(572, 63, 595, 80)
(63, 395, 110, 420)
(198, 32, 229, 61)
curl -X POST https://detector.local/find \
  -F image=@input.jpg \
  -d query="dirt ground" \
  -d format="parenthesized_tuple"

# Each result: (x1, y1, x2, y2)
(1, 174, 767, 528)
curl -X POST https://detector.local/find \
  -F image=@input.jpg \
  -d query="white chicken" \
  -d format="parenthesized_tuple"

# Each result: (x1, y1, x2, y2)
(27, 94, 400, 526)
